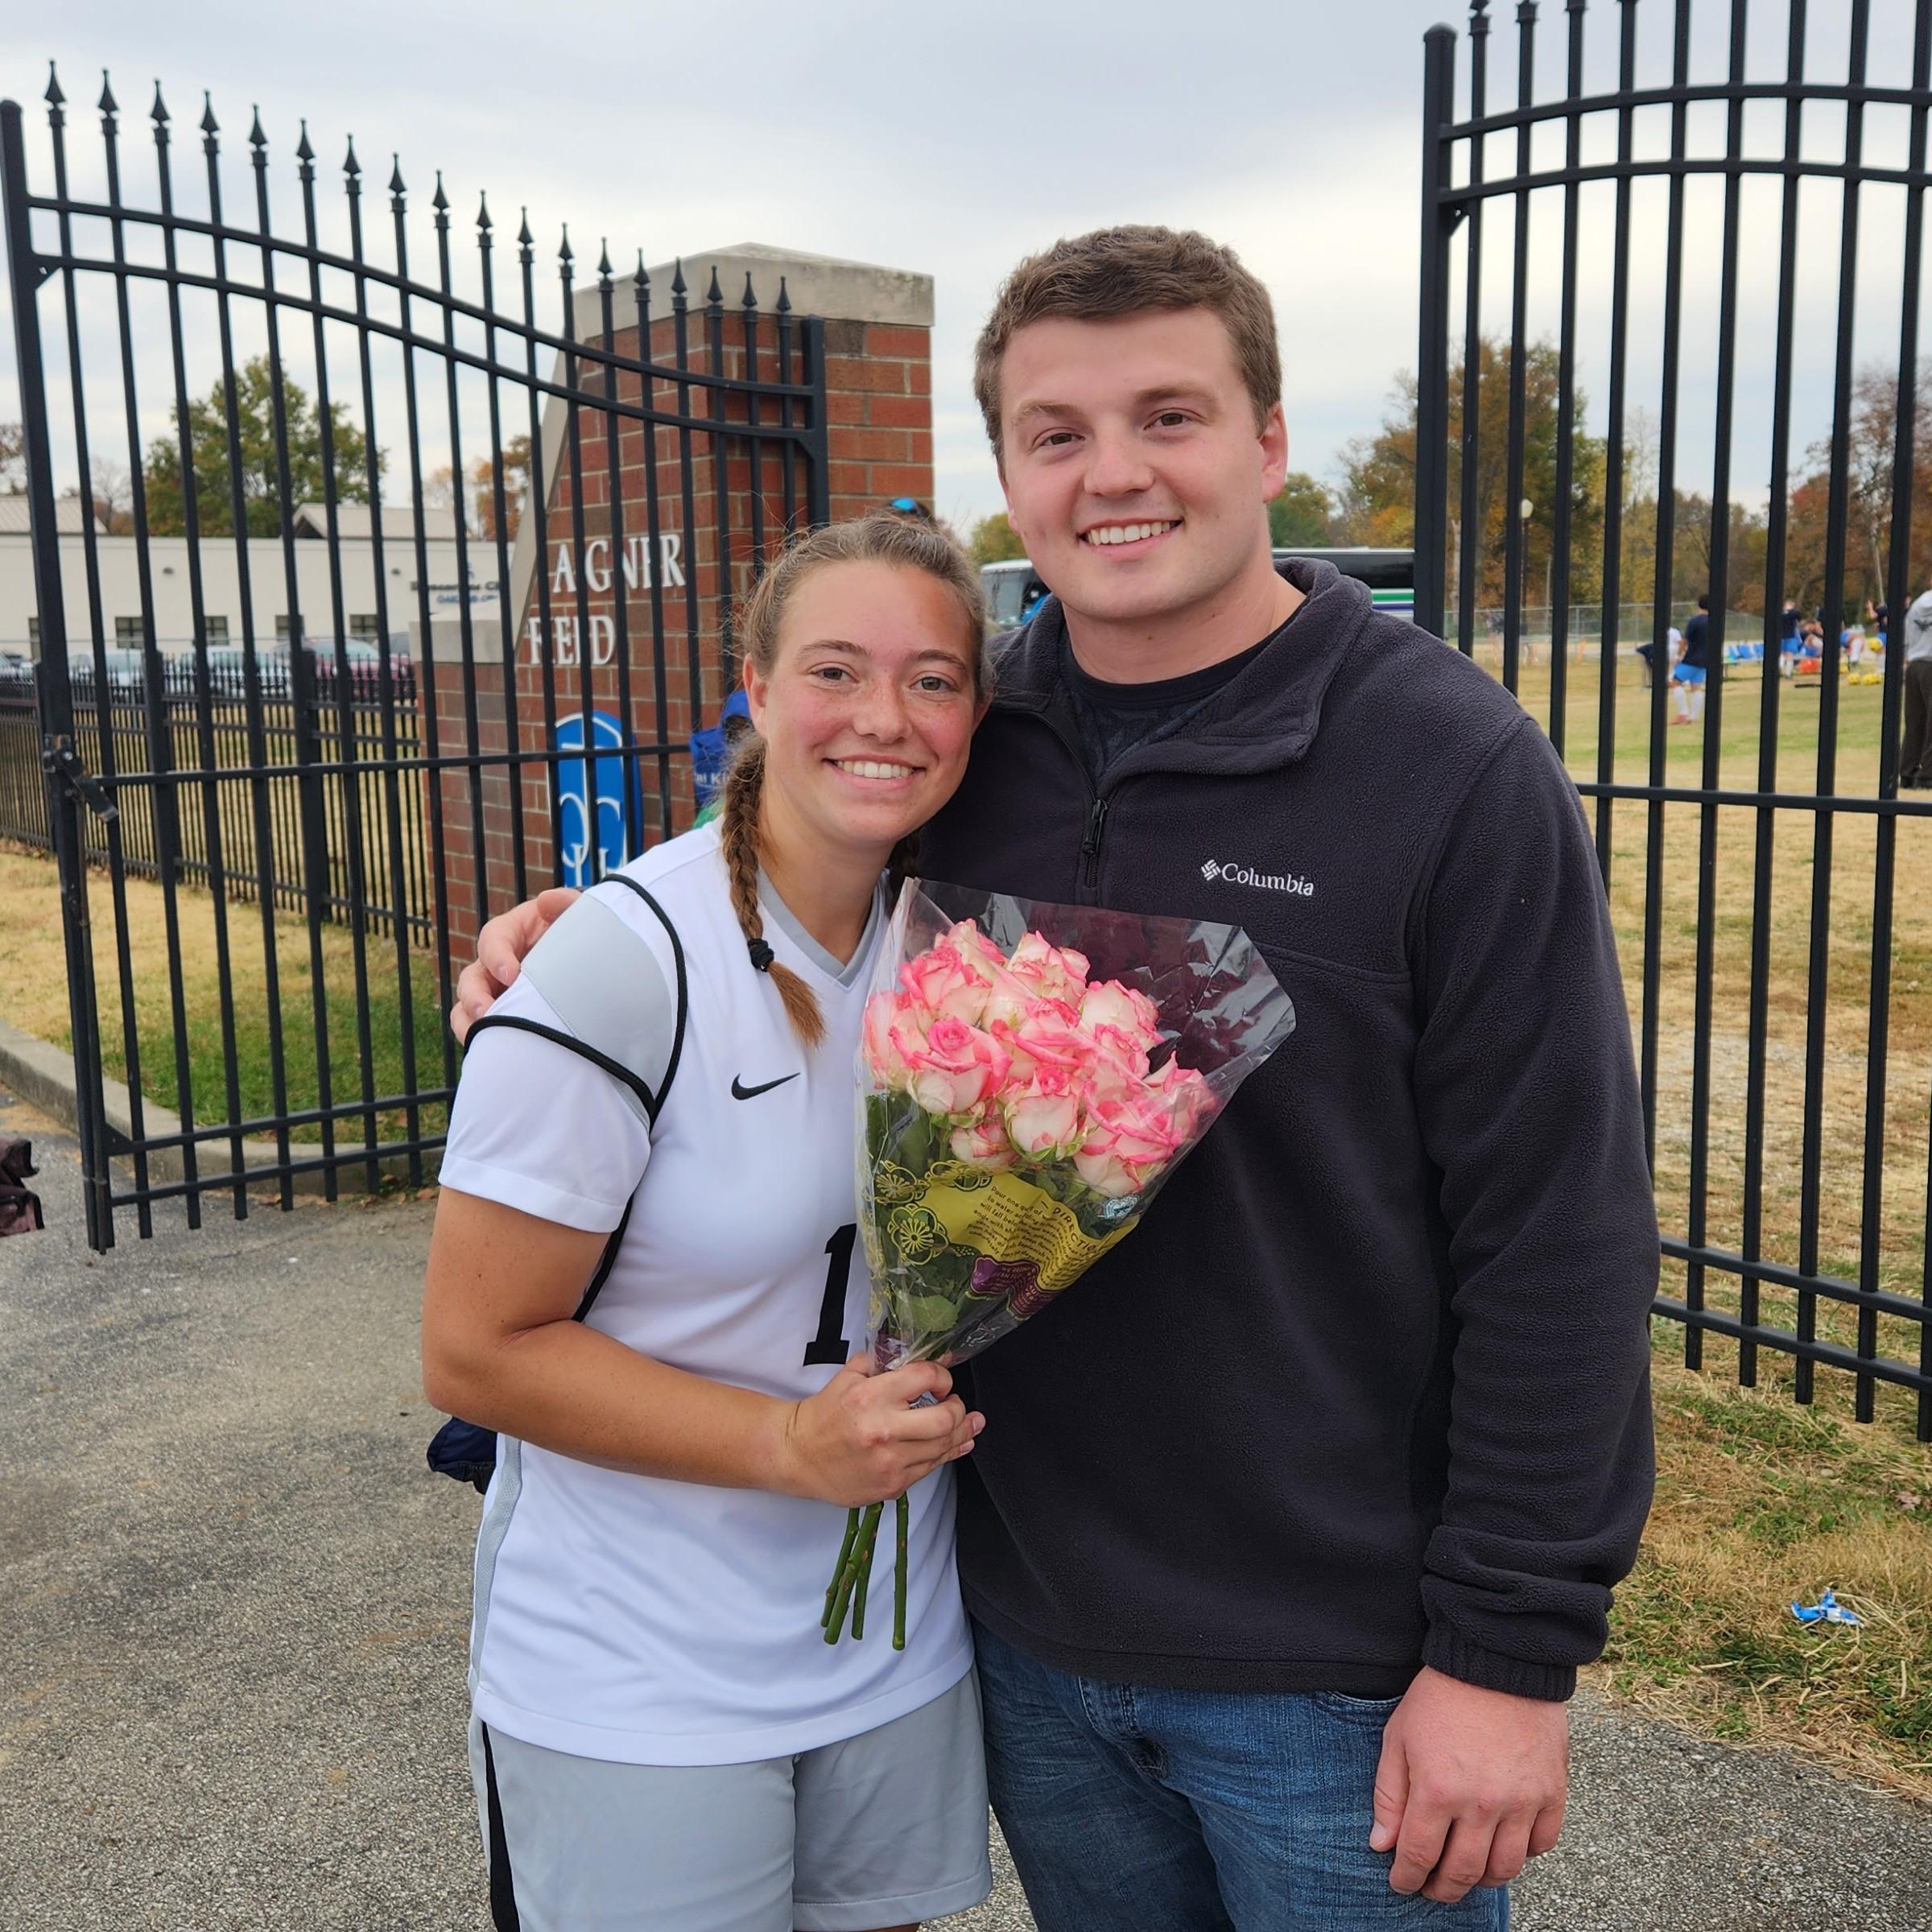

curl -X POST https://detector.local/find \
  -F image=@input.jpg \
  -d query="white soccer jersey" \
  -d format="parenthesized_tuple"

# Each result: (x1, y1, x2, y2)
(438, 821, 971, 1767)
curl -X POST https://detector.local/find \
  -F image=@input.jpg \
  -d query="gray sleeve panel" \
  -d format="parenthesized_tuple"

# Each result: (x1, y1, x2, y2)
(517, 891, 678, 1125)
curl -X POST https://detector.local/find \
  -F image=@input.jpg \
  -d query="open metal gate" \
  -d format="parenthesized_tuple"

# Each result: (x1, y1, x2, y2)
(1414, 0, 1932, 1436)
(2, 72, 828, 1249)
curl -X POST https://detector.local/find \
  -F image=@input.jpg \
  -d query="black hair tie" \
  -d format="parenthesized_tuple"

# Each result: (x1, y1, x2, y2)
(747, 938, 775, 973)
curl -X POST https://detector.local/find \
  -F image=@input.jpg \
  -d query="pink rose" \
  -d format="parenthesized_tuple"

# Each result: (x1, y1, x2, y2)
(906, 1015, 1011, 1118)
(950, 1112, 1019, 1170)
(1079, 979, 1160, 1046)
(1006, 932, 1092, 1007)
(980, 962, 1039, 1038)
(1003, 1064, 1084, 1160)
(1146, 1058, 1215, 1141)
(900, 939, 996, 1026)
(1088, 1022, 1151, 1080)
(1004, 1005, 1095, 1087)
(861, 990, 937, 1091)
(862, 990, 917, 1088)
(1074, 1073, 1186, 1198)
(943, 920, 1009, 972)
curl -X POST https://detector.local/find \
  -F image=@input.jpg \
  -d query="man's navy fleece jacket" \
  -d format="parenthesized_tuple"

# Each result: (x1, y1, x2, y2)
(920, 558, 1658, 1703)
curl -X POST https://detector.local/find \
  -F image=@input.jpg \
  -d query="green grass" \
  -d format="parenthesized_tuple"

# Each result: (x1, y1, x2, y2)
(0, 844, 452, 1150)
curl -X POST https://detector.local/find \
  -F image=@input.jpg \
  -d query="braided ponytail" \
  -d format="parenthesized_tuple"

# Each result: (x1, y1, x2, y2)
(721, 738, 825, 1047)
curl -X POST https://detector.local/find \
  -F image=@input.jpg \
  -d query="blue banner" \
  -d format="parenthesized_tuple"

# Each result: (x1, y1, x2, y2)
(553, 711, 640, 888)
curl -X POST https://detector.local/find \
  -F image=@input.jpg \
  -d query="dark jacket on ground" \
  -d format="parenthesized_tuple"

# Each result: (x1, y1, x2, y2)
(921, 558, 1657, 1703)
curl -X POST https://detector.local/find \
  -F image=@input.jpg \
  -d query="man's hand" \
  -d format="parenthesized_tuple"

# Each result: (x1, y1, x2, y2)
(1368, 1666, 1567, 1904)
(449, 887, 581, 1044)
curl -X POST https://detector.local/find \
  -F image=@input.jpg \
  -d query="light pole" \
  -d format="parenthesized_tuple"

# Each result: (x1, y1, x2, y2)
(1520, 499, 1535, 661)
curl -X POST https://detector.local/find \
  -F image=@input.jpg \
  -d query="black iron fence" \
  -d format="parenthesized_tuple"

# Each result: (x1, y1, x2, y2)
(2, 67, 829, 1248)
(1416, 1, 1932, 1438)
(0, 655, 431, 939)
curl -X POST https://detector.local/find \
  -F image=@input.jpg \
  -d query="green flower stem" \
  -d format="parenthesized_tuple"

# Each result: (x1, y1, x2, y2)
(823, 1501, 884, 1645)
(893, 1492, 910, 1651)
(823, 1507, 861, 1629)
(852, 1534, 871, 1641)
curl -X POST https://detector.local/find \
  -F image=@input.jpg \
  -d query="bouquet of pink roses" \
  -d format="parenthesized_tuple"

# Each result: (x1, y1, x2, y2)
(822, 880, 1294, 1646)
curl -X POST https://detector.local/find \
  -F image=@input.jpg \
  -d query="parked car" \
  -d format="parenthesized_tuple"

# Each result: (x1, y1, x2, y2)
(979, 558, 1049, 634)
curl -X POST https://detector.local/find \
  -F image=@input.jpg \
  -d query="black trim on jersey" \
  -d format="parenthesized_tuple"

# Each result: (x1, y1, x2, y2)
(601, 873, 689, 1101)
(428, 882, 687, 1492)
(479, 1724, 523, 1930)
(462, 1013, 661, 1122)
(573, 1194, 634, 1323)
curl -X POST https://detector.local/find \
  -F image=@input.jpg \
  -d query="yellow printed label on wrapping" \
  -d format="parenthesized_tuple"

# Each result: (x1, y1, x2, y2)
(919, 1172, 1137, 1298)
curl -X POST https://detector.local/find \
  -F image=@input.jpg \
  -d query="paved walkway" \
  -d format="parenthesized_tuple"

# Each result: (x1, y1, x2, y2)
(2, 1081, 1927, 1930)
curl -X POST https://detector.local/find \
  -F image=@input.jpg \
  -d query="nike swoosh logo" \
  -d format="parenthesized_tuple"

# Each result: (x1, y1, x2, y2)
(731, 1072, 800, 1100)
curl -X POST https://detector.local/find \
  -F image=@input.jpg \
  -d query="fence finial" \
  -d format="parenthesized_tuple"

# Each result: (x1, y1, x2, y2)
(559, 224, 573, 267)
(431, 171, 449, 219)
(634, 248, 649, 293)
(705, 265, 724, 308)
(200, 93, 219, 138)
(44, 63, 64, 108)
(1469, 0, 1491, 32)
(150, 81, 169, 126)
(248, 105, 266, 150)
(98, 72, 118, 119)
(597, 239, 613, 282)
(517, 207, 534, 253)
(476, 190, 491, 233)
(387, 155, 406, 200)
(742, 270, 758, 311)
(343, 134, 360, 178)
(671, 258, 687, 300)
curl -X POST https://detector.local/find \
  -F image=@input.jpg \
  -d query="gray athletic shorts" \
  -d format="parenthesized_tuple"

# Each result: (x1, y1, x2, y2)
(469, 1672, 991, 1931)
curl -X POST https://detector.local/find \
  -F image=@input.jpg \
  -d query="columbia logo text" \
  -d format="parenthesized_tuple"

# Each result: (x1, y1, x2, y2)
(1200, 859, 1314, 897)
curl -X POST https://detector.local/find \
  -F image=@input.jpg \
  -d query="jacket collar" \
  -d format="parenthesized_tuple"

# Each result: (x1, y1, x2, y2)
(988, 559, 1371, 777)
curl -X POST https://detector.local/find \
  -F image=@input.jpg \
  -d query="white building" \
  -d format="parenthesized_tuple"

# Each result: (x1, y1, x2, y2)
(0, 496, 501, 658)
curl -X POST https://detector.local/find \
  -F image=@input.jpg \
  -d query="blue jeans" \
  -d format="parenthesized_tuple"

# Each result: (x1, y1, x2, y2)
(975, 1622, 1509, 1931)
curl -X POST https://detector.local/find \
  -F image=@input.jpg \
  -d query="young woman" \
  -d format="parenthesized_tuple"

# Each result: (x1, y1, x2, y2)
(422, 514, 996, 1932)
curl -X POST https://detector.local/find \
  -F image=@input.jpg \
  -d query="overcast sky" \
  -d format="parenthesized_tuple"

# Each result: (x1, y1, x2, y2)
(4, 1, 1925, 536)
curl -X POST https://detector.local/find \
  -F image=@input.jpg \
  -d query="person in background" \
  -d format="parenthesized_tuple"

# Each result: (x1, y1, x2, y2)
(1670, 596, 1708, 724)
(1901, 584, 1932, 788)
(692, 688, 753, 828)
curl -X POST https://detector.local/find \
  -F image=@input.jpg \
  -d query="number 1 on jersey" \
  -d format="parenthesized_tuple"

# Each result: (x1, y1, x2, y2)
(803, 1223, 857, 1366)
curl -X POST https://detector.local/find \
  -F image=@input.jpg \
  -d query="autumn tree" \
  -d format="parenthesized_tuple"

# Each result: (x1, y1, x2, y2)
(1782, 363, 1932, 618)
(968, 511, 1026, 566)
(142, 357, 377, 537)
(1338, 336, 1606, 609)
(1267, 472, 1336, 547)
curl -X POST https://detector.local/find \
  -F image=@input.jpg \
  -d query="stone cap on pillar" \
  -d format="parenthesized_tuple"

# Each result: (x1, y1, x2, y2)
(572, 242, 933, 339)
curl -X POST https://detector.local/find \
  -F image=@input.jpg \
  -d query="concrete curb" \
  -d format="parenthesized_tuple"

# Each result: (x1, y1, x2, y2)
(0, 1012, 440, 1198)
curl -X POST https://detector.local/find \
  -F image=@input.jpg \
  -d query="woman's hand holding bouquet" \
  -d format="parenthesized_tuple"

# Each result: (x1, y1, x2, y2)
(778, 1355, 980, 1508)
(824, 881, 1295, 1647)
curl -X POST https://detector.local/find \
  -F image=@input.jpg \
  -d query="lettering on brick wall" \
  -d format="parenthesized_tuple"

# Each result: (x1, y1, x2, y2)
(526, 535, 687, 663)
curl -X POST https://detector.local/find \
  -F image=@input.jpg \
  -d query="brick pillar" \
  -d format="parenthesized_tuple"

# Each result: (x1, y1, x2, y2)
(423, 245, 933, 958)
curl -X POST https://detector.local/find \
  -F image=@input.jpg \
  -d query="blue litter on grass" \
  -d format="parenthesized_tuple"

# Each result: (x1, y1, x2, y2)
(1790, 1587, 1862, 1628)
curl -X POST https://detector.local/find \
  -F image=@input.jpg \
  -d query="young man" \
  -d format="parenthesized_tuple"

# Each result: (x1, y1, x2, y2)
(451, 228, 1658, 1929)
